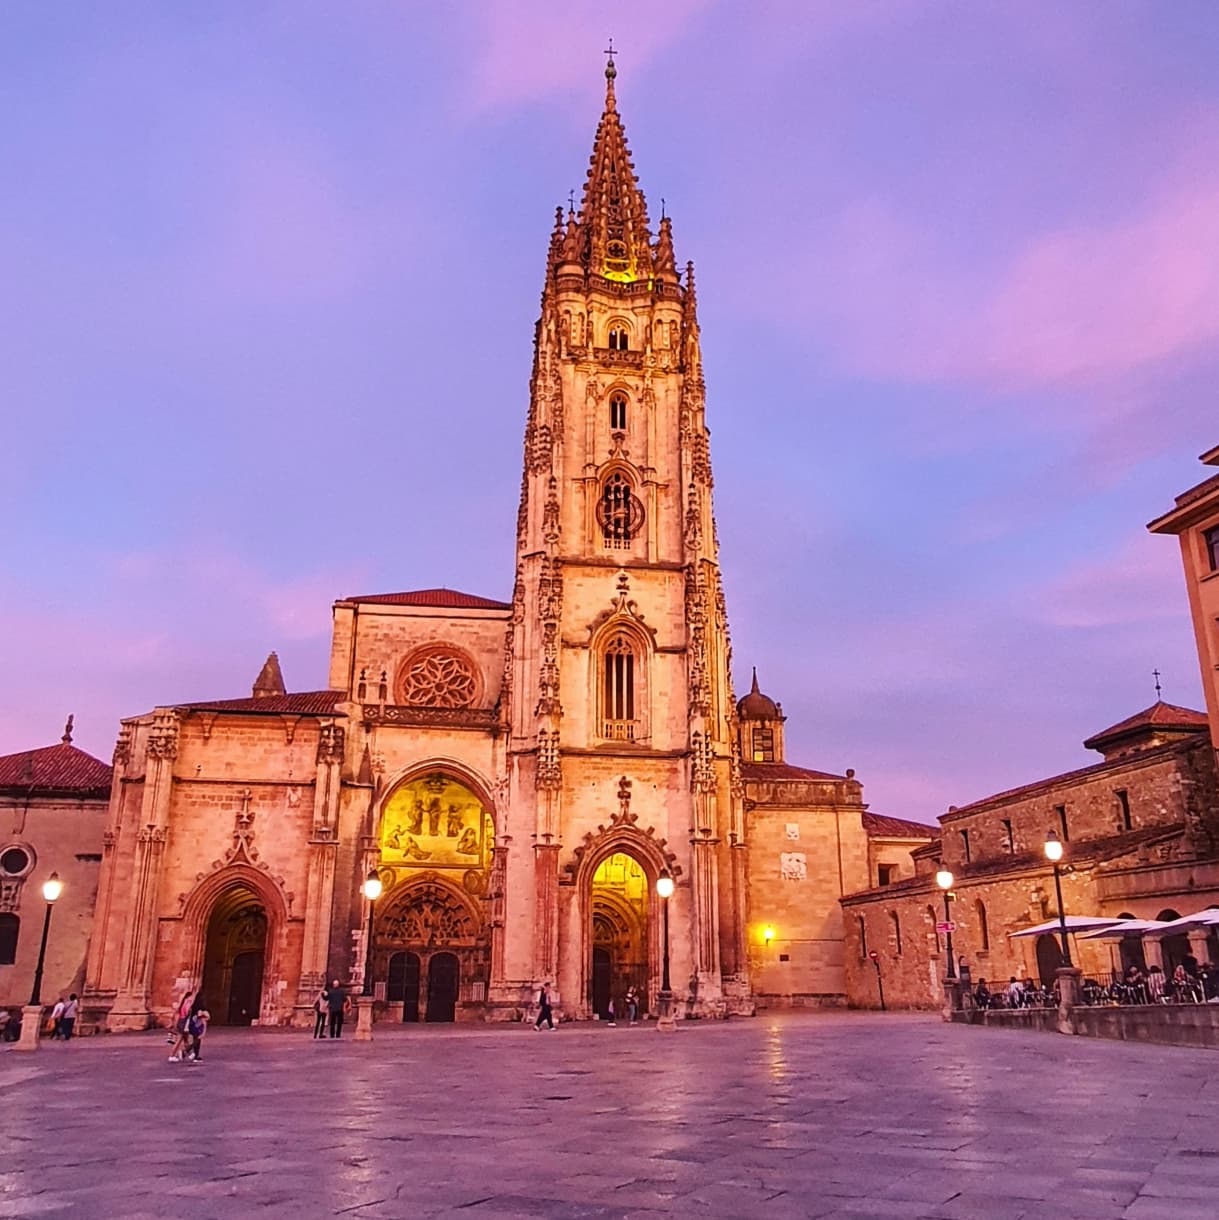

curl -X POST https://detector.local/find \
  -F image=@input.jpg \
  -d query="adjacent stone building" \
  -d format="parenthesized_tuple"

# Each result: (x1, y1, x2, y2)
(738, 671, 934, 1007)
(0, 719, 110, 1011)
(841, 702, 1219, 1009)
(1150, 443, 1219, 771)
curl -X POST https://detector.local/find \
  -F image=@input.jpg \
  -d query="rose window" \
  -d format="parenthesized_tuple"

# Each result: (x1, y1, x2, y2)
(399, 649, 478, 708)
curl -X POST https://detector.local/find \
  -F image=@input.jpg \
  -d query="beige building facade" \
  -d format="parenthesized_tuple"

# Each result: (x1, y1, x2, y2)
(0, 720, 110, 1013)
(80, 63, 898, 1031)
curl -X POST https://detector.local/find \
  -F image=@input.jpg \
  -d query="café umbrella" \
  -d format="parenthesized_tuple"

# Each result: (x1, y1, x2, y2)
(1009, 915, 1124, 938)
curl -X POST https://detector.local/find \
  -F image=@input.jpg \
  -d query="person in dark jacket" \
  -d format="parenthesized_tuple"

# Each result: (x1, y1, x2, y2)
(324, 980, 349, 1039)
(534, 983, 554, 1030)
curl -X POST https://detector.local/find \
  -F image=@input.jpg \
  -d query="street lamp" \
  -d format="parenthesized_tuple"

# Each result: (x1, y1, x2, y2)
(28, 872, 63, 1007)
(361, 869, 382, 997)
(935, 867, 956, 981)
(1044, 831, 1072, 967)
(655, 868, 675, 1031)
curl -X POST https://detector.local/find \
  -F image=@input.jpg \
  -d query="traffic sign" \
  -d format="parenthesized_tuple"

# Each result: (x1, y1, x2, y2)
(935, 921, 956, 933)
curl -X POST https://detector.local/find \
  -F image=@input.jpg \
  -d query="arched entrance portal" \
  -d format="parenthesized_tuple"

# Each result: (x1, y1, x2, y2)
(374, 880, 485, 1023)
(200, 885, 267, 1025)
(589, 851, 649, 1019)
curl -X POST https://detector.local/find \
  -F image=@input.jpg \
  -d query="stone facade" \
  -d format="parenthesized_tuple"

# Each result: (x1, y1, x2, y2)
(1149, 442, 1219, 774)
(0, 721, 110, 1012)
(841, 704, 1219, 1009)
(737, 673, 934, 1008)
(79, 63, 861, 1032)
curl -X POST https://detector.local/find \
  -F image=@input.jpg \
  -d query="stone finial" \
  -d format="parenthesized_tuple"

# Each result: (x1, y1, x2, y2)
(62, 714, 74, 745)
(252, 651, 286, 699)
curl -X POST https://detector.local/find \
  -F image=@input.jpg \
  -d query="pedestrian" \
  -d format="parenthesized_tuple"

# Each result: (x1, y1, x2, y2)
(325, 979, 349, 1039)
(59, 994, 79, 1040)
(973, 978, 991, 1010)
(1006, 977, 1023, 1008)
(534, 982, 554, 1031)
(168, 990, 196, 1061)
(625, 986, 638, 1025)
(606, 997, 616, 1026)
(48, 997, 66, 1040)
(312, 986, 328, 1038)
(186, 1003, 210, 1063)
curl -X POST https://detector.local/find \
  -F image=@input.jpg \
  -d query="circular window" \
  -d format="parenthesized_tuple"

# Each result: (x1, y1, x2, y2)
(0, 847, 31, 876)
(397, 647, 480, 709)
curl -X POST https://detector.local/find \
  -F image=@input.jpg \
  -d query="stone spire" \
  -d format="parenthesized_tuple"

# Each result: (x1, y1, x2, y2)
(576, 52, 654, 283)
(252, 651, 286, 699)
(654, 213, 678, 283)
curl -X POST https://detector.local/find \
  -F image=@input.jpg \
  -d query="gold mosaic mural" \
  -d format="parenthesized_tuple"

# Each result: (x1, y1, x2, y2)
(379, 773, 492, 870)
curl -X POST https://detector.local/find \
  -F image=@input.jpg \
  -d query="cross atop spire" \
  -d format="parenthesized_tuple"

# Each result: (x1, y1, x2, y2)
(604, 37, 617, 80)
(1154, 668, 1163, 699)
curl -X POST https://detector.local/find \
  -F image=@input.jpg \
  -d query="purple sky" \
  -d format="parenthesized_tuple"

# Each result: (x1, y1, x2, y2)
(4, 3, 1217, 824)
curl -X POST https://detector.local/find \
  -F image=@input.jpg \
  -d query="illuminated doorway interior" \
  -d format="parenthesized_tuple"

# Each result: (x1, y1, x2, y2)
(200, 885, 267, 1025)
(590, 851, 649, 1019)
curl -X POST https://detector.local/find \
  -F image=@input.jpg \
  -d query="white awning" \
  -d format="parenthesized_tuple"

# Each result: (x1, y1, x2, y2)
(1009, 916, 1123, 939)
(1077, 919, 1170, 940)
(1145, 910, 1219, 936)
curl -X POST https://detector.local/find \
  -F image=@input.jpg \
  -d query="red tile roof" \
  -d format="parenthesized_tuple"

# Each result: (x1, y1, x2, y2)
(342, 588, 511, 611)
(741, 761, 846, 783)
(177, 691, 346, 716)
(1083, 701, 1209, 752)
(0, 742, 112, 797)
(862, 811, 938, 840)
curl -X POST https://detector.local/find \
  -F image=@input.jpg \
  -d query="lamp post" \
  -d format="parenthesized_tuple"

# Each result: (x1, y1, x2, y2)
(355, 869, 382, 1042)
(935, 868, 956, 980)
(17, 873, 63, 1052)
(1044, 831, 1072, 967)
(655, 868, 675, 1032)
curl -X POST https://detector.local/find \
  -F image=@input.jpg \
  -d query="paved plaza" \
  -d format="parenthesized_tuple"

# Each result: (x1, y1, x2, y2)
(2, 1012, 1218, 1219)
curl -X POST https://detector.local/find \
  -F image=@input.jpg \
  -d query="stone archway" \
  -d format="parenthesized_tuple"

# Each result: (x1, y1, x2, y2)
(372, 876, 486, 1023)
(590, 853, 649, 1019)
(199, 885, 267, 1025)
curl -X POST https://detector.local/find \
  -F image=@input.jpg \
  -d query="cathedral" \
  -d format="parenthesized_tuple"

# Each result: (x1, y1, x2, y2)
(67, 60, 920, 1032)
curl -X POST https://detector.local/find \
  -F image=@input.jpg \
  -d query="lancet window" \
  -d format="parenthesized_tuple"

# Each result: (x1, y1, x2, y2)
(609, 392, 628, 430)
(603, 635, 636, 740)
(608, 326, 629, 351)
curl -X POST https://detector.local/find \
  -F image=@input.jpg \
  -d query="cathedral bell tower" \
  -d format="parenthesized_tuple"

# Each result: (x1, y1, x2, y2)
(501, 54, 751, 1018)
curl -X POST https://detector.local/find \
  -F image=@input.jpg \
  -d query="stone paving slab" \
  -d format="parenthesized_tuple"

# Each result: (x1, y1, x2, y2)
(2, 1012, 1219, 1218)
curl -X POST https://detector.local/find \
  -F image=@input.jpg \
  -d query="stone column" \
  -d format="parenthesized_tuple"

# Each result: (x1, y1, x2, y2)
(294, 726, 343, 1023)
(1056, 966, 1082, 1035)
(689, 827, 723, 1012)
(533, 842, 560, 991)
(109, 716, 178, 1030)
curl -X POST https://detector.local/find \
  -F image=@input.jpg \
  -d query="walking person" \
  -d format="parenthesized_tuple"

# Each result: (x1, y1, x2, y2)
(59, 994, 79, 1041)
(324, 980, 349, 1040)
(48, 997, 66, 1040)
(625, 986, 639, 1025)
(168, 990, 196, 1062)
(606, 997, 616, 1027)
(312, 986, 328, 1038)
(534, 982, 554, 1031)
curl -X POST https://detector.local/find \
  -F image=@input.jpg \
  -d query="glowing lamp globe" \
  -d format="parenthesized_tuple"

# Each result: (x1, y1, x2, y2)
(362, 870, 383, 902)
(42, 872, 63, 903)
(935, 868, 953, 892)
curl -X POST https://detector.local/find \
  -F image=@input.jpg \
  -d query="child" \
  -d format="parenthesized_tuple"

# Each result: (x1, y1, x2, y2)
(186, 1004, 211, 1063)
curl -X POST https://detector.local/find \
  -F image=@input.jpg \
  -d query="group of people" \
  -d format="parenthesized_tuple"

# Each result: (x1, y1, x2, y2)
(312, 980, 351, 1038)
(46, 994, 81, 1039)
(167, 991, 210, 1062)
(531, 983, 643, 1029)
(972, 957, 1219, 1010)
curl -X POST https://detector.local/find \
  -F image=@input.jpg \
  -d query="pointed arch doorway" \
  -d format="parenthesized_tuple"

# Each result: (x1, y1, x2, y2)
(199, 884, 268, 1025)
(589, 851, 649, 1020)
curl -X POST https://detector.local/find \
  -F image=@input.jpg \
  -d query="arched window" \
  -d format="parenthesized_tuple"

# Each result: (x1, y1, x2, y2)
(608, 326, 629, 351)
(598, 472, 642, 549)
(609, 392, 628, 431)
(890, 911, 902, 956)
(975, 900, 990, 951)
(0, 913, 18, 965)
(603, 634, 636, 739)
(857, 916, 867, 957)
(927, 905, 941, 954)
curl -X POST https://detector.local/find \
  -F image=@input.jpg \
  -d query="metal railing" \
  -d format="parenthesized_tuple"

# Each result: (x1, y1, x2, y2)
(602, 719, 639, 742)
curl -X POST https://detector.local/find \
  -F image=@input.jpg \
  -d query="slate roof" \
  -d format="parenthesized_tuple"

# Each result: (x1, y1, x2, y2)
(0, 742, 112, 797)
(176, 691, 346, 716)
(741, 761, 846, 783)
(862, 811, 938, 840)
(341, 588, 511, 610)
